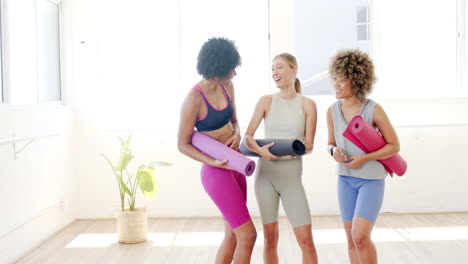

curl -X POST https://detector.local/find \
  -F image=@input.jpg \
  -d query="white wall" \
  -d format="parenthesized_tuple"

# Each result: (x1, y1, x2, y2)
(71, 96, 468, 219)
(66, 0, 270, 219)
(0, 0, 75, 263)
(67, 0, 468, 220)
(0, 106, 74, 264)
(2, 0, 468, 262)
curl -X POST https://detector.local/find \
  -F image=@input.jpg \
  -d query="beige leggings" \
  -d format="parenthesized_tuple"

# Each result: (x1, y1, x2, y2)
(254, 158, 311, 228)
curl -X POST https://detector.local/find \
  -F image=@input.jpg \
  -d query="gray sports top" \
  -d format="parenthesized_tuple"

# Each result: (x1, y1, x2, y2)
(265, 93, 305, 141)
(331, 99, 387, 179)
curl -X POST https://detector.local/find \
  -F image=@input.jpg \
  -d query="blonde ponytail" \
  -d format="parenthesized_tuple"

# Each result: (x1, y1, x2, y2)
(294, 77, 302, 94)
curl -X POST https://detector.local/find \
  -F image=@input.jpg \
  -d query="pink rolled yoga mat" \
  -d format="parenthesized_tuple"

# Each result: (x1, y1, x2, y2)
(343, 116, 407, 177)
(191, 131, 256, 176)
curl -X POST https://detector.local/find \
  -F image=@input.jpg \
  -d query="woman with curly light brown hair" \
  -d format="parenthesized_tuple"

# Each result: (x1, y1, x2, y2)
(327, 49, 400, 264)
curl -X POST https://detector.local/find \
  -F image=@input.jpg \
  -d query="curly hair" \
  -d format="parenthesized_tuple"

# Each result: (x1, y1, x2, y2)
(196, 37, 241, 80)
(329, 49, 376, 101)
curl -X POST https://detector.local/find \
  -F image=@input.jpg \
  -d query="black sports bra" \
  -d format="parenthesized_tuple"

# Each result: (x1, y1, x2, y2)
(193, 84, 233, 132)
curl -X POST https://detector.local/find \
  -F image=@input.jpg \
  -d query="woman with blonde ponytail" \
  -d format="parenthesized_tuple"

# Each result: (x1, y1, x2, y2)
(294, 77, 302, 93)
(244, 53, 318, 263)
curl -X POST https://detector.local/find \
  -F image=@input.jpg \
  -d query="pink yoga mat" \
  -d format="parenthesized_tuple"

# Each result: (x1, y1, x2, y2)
(343, 116, 407, 177)
(191, 131, 256, 176)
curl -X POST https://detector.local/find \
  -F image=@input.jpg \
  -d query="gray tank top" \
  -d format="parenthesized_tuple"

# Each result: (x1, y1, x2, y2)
(265, 93, 305, 141)
(331, 99, 387, 180)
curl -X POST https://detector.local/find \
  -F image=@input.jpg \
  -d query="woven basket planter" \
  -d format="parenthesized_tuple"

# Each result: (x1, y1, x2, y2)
(116, 207, 148, 244)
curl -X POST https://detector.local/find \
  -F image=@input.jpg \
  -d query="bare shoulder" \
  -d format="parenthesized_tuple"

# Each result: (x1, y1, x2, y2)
(326, 105, 333, 118)
(257, 94, 271, 103)
(301, 96, 316, 117)
(372, 103, 394, 129)
(302, 96, 316, 109)
(183, 88, 203, 108)
(374, 103, 384, 112)
(373, 103, 387, 119)
(223, 81, 234, 96)
(258, 94, 272, 107)
(253, 94, 272, 114)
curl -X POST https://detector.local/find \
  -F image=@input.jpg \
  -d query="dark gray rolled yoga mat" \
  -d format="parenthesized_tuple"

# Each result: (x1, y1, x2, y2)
(240, 139, 306, 157)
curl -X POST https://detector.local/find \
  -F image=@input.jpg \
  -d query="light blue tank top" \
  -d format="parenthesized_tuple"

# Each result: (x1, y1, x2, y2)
(331, 99, 387, 180)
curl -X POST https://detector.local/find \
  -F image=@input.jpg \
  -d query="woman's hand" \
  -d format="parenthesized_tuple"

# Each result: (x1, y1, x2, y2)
(333, 147, 349, 163)
(258, 142, 279, 160)
(225, 133, 241, 150)
(209, 159, 233, 170)
(344, 154, 368, 169)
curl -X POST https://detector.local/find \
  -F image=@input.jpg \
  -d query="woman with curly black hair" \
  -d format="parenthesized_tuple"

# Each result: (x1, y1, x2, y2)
(178, 37, 256, 263)
(327, 49, 400, 264)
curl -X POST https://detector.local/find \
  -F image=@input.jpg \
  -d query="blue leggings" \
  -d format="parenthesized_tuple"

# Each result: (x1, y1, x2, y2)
(337, 175, 385, 223)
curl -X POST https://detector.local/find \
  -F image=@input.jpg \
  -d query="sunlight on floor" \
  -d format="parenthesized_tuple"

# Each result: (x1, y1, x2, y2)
(65, 226, 468, 248)
(66, 234, 117, 248)
(398, 226, 468, 241)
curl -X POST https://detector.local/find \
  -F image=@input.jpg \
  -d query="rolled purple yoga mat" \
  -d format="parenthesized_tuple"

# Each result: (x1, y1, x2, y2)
(191, 131, 256, 176)
(343, 116, 407, 177)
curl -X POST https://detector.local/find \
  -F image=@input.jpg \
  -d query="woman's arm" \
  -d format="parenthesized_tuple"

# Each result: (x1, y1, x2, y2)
(345, 104, 400, 169)
(367, 104, 400, 159)
(327, 106, 348, 162)
(244, 95, 278, 160)
(303, 97, 317, 153)
(177, 90, 229, 169)
(223, 81, 241, 149)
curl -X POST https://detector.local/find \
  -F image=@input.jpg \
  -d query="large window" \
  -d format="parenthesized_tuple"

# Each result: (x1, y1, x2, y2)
(372, 0, 457, 97)
(462, 0, 468, 96)
(88, 0, 181, 129)
(357, 6, 370, 41)
(179, 0, 270, 123)
(37, 0, 61, 102)
(291, 0, 371, 95)
(0, 3, 3, 103)
(86, 0, 269, 130)
(0, 0, 61, 104)
(271, 0, 468, 98)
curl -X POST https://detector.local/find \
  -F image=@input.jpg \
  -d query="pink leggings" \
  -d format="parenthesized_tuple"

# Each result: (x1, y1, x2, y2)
(201, 164, 251, 229)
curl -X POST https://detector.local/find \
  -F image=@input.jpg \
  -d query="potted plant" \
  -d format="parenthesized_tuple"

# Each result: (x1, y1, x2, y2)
(103, 134, 172, 243)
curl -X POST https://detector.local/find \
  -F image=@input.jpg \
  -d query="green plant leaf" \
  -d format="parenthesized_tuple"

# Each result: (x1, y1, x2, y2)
(117, 174, 132, 197)
(137, 167, 158, 201)
(116, 134, 133, 171)
(102, 153, 126, 211)
(139, 161, 173, 169)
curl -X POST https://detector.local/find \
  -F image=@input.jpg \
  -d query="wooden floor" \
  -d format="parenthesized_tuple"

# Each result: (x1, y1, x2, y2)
(15, 213, 468, 264)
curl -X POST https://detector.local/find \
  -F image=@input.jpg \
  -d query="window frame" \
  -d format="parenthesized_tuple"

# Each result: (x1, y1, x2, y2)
(0, 0, 5, 104)
(357, 6, 370, 41)
(36, 0, 63, 104)
(457, 0, 466, 95)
